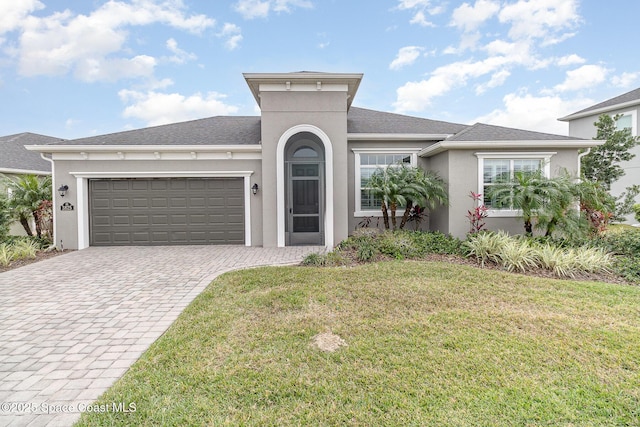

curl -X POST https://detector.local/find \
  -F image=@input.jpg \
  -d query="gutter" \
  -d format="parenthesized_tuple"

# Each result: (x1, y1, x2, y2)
(39, 153, 58, 250)
(418, 140, 605, 157)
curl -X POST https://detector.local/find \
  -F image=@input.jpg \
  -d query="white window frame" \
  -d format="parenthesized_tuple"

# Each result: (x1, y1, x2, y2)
(614, 110, 637, 136)
(475, 152, 555, 217)
(352, 148, 420, 216)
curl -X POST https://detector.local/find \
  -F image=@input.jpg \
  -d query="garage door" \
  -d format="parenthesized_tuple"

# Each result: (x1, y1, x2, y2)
(89, 178, 244, 246)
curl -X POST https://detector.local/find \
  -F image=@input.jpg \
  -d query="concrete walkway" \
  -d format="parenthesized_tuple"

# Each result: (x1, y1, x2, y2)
(0, 246, 321, 427)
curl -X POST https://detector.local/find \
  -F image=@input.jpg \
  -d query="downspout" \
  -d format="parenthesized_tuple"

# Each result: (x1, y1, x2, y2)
(40, 153, 58, 249)
(577, 148, 591, 179)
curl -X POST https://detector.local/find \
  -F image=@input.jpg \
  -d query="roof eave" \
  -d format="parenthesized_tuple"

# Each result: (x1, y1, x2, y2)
(559, 99, 640, 121)
(0, 168, 51, 175)
(418, 140, 604, 157)
(348, 133, 451, 141)
(25, 144, 262, 153)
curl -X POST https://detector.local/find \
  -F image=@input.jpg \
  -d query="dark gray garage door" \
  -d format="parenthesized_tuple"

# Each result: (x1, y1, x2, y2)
(90, 178, 244, 246)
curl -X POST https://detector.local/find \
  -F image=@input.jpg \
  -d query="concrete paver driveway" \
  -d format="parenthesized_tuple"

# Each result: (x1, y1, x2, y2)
(0, 246, 321, 427)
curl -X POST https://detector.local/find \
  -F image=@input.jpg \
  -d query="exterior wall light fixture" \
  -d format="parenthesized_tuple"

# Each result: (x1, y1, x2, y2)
(58, 185, 69, 197)
(252, 183, 259, 195)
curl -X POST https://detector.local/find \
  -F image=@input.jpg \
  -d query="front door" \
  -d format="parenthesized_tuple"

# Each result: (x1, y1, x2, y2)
(288, 162, 323, 245)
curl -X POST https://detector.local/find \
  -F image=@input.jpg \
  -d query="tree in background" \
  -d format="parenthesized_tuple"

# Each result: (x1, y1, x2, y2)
(582, 114, 639, 190)
(4, 175, 52, 238)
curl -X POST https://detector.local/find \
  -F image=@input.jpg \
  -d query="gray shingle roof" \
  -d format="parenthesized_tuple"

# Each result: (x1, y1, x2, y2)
(563, 87, 640, 118)
(1, 133, 63, 173)
(61, 116, 262, 146)
(347, 107, 467, 134)
(447, 123, 580, 141)
(48, 107, 579, 148)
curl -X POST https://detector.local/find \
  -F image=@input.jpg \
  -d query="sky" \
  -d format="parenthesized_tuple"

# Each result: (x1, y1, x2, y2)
(1, 0, 639, 140)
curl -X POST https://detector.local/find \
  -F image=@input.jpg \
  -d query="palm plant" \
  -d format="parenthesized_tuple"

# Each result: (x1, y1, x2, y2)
(487, 169, 555, 236)
(4, 175, 53, 238)
(368, 164, 448, 230)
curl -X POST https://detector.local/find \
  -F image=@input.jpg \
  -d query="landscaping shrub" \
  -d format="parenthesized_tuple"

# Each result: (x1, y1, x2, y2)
(463, 231, 510, 267)
(498, 239, 539, 273)
(11, 239, 39, 260)
(0, 244, 11, 267)
(464, 231, 614, 278)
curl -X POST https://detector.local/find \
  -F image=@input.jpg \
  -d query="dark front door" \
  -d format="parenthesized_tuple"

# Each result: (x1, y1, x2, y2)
(288, 163, 323, 245)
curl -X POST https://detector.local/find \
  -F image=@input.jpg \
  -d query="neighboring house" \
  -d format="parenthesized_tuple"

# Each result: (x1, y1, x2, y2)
(1, 132, 62, 235)
(28, 72, 600, 250)
(559, 88, 640, 224)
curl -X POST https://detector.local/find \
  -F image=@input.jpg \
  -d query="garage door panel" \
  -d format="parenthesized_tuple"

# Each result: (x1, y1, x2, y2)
(90, 178, 244, 246)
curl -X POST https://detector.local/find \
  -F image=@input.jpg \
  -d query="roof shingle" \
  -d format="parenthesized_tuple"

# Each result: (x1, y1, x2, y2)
(0, 133, 63, 173)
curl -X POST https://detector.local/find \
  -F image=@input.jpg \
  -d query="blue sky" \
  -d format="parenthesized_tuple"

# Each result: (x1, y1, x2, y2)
(1, 0, 639, 140)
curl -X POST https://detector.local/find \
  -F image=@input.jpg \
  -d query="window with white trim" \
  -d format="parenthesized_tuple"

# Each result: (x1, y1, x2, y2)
(353, 149, 419, 215)
(476, 152, 554, 215)
(615, 111, 637, 136)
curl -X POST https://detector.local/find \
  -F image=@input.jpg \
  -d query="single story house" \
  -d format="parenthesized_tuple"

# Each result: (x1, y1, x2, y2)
(28, 72, 601, 250)
(559, 87, 640, 224)
(1, 132, 61, 235)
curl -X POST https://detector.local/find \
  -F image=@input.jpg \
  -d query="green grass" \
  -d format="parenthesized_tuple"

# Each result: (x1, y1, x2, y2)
(76, 262, 640, 426)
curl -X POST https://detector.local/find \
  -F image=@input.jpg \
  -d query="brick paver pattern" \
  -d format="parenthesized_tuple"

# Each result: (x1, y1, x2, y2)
(0, 245, 321, 427)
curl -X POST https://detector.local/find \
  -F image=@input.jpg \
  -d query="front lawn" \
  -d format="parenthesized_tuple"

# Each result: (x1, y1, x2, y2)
(76, 261, 640, 426)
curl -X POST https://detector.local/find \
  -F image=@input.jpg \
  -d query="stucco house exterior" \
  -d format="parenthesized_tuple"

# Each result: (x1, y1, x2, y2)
(559, 88, 640, 224)
(1, 132, 61, 235)
(28, 72, 600, 250)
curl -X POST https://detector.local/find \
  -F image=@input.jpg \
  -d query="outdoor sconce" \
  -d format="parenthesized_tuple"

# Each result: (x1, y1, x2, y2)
(58, 185, 69, 197)
(252, 183, 259, 195)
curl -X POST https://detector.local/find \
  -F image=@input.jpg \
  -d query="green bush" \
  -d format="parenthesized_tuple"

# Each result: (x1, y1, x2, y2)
(463, 231, 510, 267)
(11, 239, 39, 260)
(634, 204, 640, 223)
(0, 244, 11, 267)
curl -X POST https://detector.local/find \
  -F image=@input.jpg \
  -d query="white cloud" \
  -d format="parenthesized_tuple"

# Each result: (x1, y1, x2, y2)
(0, 0, 44, 34)
(119, 89, 239, 126)
(498, 0, 580, 43)
(397, 0, 444, 26)
(389, 46, 423, 70)
(14, 1, 214, 81)
(450, 0, 500, 33)
(473, 92, 592, 134)
(475, 69, 510, 94)
(234, 0, 312, 19)
(217, 23, 243, 50)
(556, 54, 585, 66)
(553, 64, 610, 93)
(166, 38, 197, 64)
(611, 72, 640, 88)
(395, 0, 588, 112)
(410, 11, 435, 27)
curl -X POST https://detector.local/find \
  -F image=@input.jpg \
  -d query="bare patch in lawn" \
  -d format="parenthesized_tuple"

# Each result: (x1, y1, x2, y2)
(311, 331, 347, 352)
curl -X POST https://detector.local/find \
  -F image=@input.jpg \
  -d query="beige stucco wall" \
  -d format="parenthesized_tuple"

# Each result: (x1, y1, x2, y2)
(51, 158, 262, 250)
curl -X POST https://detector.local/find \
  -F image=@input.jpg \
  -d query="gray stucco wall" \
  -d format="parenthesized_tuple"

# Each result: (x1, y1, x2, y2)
(427, 148, 584, 239)
(259, 90, 349, 247)
(346, 140, 435, 233)
(51, 158, 262, 250)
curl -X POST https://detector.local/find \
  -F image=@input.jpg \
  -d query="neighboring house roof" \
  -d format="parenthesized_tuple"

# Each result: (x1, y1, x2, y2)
(446, 122, 581, 141)
(0, 132, 63, 174)
(559, 87, 640, 121)
(60, 116, 262, 146)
